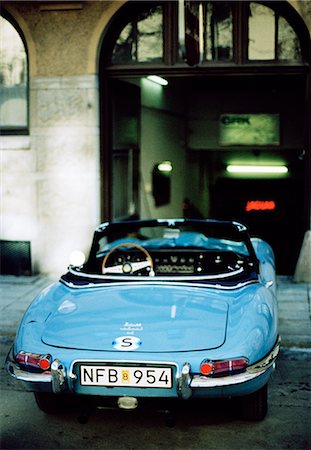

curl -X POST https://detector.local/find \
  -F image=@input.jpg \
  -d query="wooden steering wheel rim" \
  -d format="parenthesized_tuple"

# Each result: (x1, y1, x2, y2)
(102, 242, 154, 274)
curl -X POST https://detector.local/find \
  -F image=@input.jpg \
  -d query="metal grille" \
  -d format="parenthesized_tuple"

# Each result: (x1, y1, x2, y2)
(0, 240, 32, 275)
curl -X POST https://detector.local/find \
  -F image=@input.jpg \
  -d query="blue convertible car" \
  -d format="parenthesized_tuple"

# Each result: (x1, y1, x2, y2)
(6, 219, 280, 421)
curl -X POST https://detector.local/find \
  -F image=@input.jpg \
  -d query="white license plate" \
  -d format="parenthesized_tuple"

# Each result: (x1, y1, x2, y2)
(80, 365, 172, 388)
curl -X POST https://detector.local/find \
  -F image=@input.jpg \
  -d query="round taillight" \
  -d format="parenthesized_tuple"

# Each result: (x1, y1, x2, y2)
(200, 362, 213, 376)
(39, 357, 51, 371)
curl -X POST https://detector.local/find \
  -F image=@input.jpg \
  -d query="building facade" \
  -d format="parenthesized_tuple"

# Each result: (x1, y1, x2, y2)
(1, 1, 310, 277)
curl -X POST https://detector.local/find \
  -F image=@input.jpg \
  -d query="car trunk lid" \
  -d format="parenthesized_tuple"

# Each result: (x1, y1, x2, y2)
(41, 283, 228, 352)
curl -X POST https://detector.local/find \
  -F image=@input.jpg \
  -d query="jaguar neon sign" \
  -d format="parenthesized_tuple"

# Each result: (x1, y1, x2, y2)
(245, 200, 276, 212)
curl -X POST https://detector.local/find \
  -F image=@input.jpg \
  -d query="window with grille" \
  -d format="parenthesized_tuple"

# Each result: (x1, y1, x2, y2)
(108, 1, 305, 68)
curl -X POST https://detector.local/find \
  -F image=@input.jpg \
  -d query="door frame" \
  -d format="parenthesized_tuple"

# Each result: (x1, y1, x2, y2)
(98, 1, 311, 227)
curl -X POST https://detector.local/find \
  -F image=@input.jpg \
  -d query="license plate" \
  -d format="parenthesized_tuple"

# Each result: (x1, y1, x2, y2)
(80, 365, 172, 388)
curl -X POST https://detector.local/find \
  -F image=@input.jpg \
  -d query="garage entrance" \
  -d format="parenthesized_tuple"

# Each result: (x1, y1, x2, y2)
(99, 1, 310, 274)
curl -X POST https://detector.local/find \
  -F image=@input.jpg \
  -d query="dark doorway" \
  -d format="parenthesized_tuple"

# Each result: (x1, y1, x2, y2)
(104, 79, 141, 220)
(211, 177, 304, 274)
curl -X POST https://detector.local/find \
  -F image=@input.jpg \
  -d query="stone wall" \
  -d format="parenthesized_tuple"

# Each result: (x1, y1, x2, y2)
(30, 75, 100, 273)
(3, 1, 121, 76)
(1, 74, 101, 274)
(1, 1, 124, 275)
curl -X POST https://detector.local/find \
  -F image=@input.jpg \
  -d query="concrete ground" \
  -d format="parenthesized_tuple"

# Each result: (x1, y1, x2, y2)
(276, 276, 311, 349)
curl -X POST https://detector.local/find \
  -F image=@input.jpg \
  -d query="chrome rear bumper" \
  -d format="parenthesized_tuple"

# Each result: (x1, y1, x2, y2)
(6, 336, 280, 397)
(6, 363, 52, 383)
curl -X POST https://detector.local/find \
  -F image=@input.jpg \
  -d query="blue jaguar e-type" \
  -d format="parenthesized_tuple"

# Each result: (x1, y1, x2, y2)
(6, 219, 280, 421)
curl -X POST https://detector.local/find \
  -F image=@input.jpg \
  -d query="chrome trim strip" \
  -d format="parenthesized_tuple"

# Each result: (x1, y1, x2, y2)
(61, 276, 258, 291)
(232, 221, 247, 232)
(246, 336, 281, 374)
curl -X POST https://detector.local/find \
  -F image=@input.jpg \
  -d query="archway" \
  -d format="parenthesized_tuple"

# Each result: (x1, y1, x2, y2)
(99, 1, 311, 274)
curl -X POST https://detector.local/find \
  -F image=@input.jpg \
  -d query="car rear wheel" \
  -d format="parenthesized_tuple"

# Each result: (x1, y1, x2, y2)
(240, 384, 268, 421)
(34, 392, 71, 414)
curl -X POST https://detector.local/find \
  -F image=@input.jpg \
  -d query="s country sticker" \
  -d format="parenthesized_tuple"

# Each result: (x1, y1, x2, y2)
(112, 336, 141, 351)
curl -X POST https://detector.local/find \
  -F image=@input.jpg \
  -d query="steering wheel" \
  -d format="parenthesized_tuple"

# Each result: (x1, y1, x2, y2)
(102, 242, 154, 276)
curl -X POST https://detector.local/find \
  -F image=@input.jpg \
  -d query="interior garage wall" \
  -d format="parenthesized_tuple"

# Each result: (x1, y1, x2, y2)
(187, 78, 305, 151)
(140, 79, 188, 219)
(140, 109, 187, 219)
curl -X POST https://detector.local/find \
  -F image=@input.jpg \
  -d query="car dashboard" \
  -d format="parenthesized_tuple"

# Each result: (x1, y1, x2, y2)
(100, 247, 253, 277)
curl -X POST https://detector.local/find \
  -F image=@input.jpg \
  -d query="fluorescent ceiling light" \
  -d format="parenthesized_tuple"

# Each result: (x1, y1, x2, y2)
(226, 165, 288, 174)
(147, 75, 168, 86)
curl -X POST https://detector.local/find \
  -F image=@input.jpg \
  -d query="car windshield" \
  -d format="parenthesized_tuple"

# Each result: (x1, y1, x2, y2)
(72, 219, 258, 284)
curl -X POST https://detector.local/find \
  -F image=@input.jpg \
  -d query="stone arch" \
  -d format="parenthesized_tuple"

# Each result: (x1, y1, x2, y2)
(88, 1, 125, 75)
(1, 5, 37, 76)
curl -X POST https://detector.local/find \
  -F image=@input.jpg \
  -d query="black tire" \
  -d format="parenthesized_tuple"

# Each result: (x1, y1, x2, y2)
(34, 392, 71, 414)
(240, 384, 268, 421)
